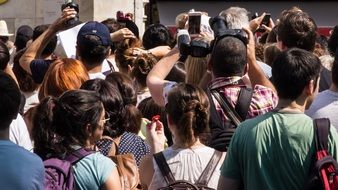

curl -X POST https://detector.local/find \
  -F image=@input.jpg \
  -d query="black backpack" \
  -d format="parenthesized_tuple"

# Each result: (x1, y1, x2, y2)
(153, 150, 222, 190)
(207, 86, 253, 152)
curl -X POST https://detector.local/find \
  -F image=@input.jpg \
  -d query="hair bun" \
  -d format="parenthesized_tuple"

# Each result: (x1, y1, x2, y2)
(184, 100, 207, 115)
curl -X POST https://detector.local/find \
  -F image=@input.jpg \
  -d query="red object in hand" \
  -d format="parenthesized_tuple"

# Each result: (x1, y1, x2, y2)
(152, 115, 160, 122)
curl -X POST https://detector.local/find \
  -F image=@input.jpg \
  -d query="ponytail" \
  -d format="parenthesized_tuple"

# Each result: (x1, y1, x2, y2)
(32, 96, 58, 160)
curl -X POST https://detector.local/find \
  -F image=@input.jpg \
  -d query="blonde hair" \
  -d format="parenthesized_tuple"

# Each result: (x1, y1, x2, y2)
(185, 55, 208, 86)
(39, 58, 89, 100)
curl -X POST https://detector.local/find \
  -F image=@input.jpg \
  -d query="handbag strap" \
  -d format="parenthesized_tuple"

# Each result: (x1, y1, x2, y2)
(313, 118, 330, 151)
(153, 152, 176, 185)
(196, 150, 223, 186)
(102, 135, 122, 156)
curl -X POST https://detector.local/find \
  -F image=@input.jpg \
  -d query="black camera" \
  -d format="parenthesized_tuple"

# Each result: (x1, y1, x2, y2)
(209, 15, 248, 47)
(61, 0, 80, 26)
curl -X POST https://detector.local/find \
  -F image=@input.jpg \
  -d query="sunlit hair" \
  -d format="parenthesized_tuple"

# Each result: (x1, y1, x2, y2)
(39, 58, 89, 100)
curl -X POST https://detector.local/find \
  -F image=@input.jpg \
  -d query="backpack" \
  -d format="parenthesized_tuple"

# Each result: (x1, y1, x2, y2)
(103, 136, 142, 190)
(207, 86, 253, 152)
(44, 148, 93, 190)
(306, 118, 338, 190)
(153, 150, 222, 190)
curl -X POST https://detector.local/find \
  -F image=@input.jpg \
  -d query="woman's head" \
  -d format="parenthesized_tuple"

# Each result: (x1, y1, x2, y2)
(81, 79, 129, 137)
(166, 83, 210, 147)
(39, 58, 89, 100)
(33, 90, 105, 158)
(115, 38, 142, 74)
(185, 56, 208, 85)
(131, 53, 158, 90)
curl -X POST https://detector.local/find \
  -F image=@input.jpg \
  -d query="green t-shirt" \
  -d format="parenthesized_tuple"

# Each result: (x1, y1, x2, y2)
(73, 152, 116, 190)
(221, 112, 338, 190)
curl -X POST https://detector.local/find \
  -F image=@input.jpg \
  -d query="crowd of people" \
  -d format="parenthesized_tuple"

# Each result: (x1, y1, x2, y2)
(1, 3, 338, 190)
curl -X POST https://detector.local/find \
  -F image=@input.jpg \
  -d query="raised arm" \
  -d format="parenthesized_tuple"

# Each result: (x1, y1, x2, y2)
(19, 7, 77, 74)
(146, 47, 179, 106)
(243, 27, 276, 92)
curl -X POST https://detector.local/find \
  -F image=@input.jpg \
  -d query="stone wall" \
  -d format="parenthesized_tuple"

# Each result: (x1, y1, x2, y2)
(0, 0, 148, 40)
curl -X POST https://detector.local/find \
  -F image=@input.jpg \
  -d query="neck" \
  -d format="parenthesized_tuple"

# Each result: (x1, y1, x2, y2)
(172, 138, 203, 149)
(275, 99, 305, 113)
(330, 84, 338, 92)
(0, 128, 10, 140)
(84, 63, 102, 74)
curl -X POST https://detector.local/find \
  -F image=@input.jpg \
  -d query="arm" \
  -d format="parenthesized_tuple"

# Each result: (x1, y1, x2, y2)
(243, 27, 276, 92)
(217, 176, 240, 190)
(102, 168, 122, 190)
(146, 47, 180, 106)
(19, 7, 77, 74)
(4, 64, 18, 86)
(139, 155, 154, 190)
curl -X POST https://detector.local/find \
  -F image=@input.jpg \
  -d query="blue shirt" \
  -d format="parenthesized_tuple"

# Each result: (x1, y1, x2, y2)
(0, 140, 45, 190)
(30, 59, 54, 84)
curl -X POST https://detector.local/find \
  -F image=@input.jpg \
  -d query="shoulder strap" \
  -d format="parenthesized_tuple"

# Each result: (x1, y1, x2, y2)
(196, 150, 223, 186)
(153, 152, 176, 185)
(103, 135, 122, 156)
(235, 88, 253, 121)
(210, 89, 241, 126)
(314, 118, 330, 151)
(64, 148, 94, 165)
(207, 89, 224, 129)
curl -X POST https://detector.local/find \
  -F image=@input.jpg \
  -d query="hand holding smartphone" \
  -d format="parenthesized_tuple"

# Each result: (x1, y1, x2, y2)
(188, 12, 202, 35)
(257, 13, 271, 33)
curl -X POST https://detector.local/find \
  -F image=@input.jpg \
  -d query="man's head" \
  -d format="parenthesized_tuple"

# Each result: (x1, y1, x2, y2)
(0, 71, 21, 130)
(219, 7, 250, 29)
(210, 36, 247, 78)
(272, 48, 321, 103)
(142, 24, 173, 49)
(76, 21, 111, 67)
(277, 11, 317, 52)
(14, 25, 33, 51)
(32, 24, 57, 57)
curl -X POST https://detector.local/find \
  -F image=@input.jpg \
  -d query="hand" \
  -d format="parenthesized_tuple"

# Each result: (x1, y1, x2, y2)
(50, 7, 77, 32)
(110, 28, 135, 42)
(242, 27, 256, 63)
(249, 13, 266, 32)
(260, 18, 275, 33)
(146, 119, 166, 153)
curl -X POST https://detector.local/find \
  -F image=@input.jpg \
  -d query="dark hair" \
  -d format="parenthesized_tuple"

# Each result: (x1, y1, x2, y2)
(266, 26, 278, 43)
(137, 97, 172, 146)
(332, 59, 338, 86)
(277, 11, 317, 51)
(32, 90, 103, 159)
(328, 25, 338, 57)
(32, 24, 57, 56)
(12, 48, 39, 92)
(131, 53, 158, 90)
(105, 73, 142, 134)
(0, 71, 21, 129)
(0, 41, 10, 70)
(14, 25, 33, 52)
(77, 35, 110, 67)
(166, 83, 209, 147)
(211, 36, 247, 77)
(272, 48, 321, 100)
(142, 24, 174, 49)
(105, 72, 137, 105)
(80, 79, 128, 137)
(314, 35, 329, 57)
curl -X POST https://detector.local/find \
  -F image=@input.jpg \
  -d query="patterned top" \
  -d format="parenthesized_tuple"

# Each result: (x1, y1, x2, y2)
(96, 132, 150, 166)
(209, 77, 278, 124)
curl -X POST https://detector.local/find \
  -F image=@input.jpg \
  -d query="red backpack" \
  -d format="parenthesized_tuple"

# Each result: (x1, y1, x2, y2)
(306, 118, 338, 190)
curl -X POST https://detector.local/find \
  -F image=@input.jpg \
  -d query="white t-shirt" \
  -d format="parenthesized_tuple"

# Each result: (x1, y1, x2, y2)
(149, 146, 224, 189)
(306, 89, 338, 130)
(9, 114, 33, 151)
(22, 91, 39, 113)
(89, 72, 106, 80)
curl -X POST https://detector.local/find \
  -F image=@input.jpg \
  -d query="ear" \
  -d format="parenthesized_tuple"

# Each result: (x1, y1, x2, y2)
(243, 63, 249, 76)
(86, 124, 92, 137)
(305, 79, 316, 96)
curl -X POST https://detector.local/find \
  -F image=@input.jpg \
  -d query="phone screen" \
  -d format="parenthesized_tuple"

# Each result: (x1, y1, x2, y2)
(261, 14, 271, 26)
(188, 15, 201, 34)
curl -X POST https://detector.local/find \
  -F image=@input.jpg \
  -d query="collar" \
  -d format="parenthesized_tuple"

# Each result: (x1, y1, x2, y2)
(209, 76, 246, 90)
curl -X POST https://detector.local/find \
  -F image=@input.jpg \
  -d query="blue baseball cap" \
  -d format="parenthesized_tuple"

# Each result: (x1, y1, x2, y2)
(77, 21, 111, 46)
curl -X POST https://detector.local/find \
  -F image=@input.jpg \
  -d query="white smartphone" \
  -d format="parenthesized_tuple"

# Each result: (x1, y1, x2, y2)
(188, 12, 202, 35)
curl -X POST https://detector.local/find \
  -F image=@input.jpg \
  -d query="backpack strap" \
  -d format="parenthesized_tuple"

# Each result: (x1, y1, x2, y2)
(153, 152, 176, 185)
(64, 148, 94, 165)
(314, 118, 330, 151)
(235, 88, 253, 121)
(207, 89, 224, 129)
(196, 150, 223, 186)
